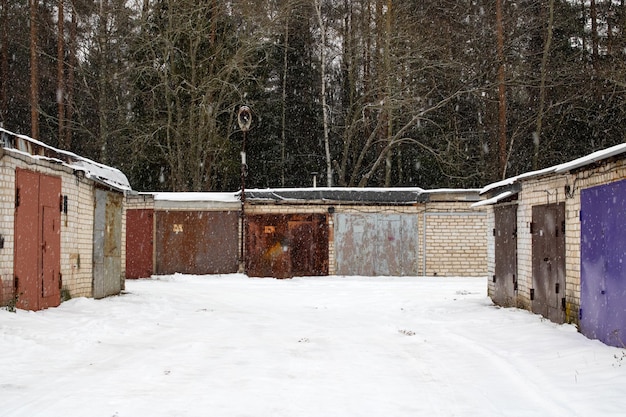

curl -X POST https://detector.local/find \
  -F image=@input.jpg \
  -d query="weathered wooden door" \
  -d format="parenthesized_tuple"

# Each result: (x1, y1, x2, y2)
(14, 169, 61, 310)
(93, 189, 123, 299)
(581, 179, 626, 347)
(125, 209, 154, 279)
(531, 203, 566, 324)
(492, 205, 517, 307)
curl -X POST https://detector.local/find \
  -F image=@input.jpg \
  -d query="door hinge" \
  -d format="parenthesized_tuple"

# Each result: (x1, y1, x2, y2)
(15, 187, 20, 208)
(530, 288, 535, 301)
(529, 222, 534, 234)
(492, 275, 496, 283)
(561, 297, 566, 311)
(555, 282, 560, 294)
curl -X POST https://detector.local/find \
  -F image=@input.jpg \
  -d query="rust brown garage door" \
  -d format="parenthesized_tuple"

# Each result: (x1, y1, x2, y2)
(246, 213, 328, 278)
(155, 210, 239, 275)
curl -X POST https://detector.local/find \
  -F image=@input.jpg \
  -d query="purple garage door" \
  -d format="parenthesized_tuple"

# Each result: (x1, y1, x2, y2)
(581, 179, 626, 347)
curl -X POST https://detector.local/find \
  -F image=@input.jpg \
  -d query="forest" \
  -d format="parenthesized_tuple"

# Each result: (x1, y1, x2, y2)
(1, 0, 625, 192)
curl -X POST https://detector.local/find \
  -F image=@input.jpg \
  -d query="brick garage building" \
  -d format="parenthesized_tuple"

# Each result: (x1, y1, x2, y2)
(476, 144, 626, 347)
(124, 192, 241, 278)
(245, 188, 488, 278)
(0, 128, 130, 310)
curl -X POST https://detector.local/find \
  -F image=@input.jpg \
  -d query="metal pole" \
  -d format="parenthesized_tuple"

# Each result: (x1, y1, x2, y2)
(237, 106, 252, 274)
(240, 130, 246, 272)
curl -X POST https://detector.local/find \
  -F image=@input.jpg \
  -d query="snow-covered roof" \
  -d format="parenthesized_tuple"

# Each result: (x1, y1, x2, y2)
(1, 127, 131, 192)
(479, 143, 626, 196)
(245, 187, 481, 204)
(153, 192, 240, 203)
(471, 191, 515, 208)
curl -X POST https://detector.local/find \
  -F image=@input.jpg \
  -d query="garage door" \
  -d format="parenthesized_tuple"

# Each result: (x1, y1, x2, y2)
(581, 179, 626, 347)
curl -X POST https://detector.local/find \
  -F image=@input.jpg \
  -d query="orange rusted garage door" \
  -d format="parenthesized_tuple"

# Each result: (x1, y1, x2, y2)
(246, 213, 328, 278)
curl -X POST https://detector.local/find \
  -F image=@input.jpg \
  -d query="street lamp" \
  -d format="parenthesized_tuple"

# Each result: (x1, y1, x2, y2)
(237, 105, 252, 273)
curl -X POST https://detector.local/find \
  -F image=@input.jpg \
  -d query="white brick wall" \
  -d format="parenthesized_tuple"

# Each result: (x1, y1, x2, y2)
(486, 156, 626, 325)
(0, 150, 97, 304)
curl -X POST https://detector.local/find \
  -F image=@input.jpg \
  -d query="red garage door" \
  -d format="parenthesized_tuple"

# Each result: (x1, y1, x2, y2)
(126, 209, 154, 279)
(14, 169, 61, 310)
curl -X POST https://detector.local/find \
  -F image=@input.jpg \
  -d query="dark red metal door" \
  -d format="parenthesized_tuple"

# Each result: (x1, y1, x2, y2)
(126, 209, 154, 278)
(531, 203, 565, 324)
(493, 205, 517, 307)
(14, 169, 61, 310)
(246, 213, 328, 278)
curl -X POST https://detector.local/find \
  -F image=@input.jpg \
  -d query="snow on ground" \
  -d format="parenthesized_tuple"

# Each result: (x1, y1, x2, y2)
(1, 275, 625, 417)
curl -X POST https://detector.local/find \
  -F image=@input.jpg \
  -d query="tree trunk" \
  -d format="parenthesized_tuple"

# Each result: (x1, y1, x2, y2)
(281, 7, 289, 187)
(534, 0, 555, 171)
(30, 0, 39, 139)
(383, 0, 392, 187)
(65, 1, 75, 149)
(97, 0, 108, 163)
(57, 0, 65, 148)
(590, 0, 599, 69)
(1, 0, 8, 126)
(314, 0, 333, 187)
(496, 0, 506, 179)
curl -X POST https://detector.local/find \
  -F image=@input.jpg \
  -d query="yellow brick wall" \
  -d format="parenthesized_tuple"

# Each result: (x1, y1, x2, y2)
(422, 203, 488, 276)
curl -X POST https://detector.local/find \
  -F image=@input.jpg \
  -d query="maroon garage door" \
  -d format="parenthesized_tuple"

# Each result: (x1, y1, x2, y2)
(126, 209, 154, 279)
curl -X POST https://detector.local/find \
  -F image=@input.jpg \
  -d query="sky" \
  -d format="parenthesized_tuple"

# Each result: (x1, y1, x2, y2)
(1, 274, 625, 417)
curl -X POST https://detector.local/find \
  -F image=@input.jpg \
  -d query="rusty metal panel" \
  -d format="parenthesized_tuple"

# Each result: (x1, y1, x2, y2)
(14, 169, 61, 310)
(126, 209, 154, 279)
(493, 205, 517, 307)
(531, 203, 566, 324)
(39, 174, 61, 309)
(334, 213, 418, 276)
(246, 213, 328, 278)
(14, 169, 42, 310)
(93, 189, 123, 299)
(155, 210, 239, 275)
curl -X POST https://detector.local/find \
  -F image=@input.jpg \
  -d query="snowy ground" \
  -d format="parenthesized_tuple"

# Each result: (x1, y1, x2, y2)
(1, 275, 625, 417)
